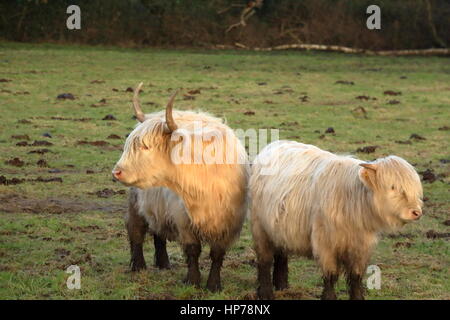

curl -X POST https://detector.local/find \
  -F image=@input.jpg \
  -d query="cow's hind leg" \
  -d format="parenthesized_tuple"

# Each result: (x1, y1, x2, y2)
(153, 234, 170, 269)
(183, 242, 202, 287)
(273, 250, 288, 290)
(206, 244, 226, 292)
(253, 220, 275, 299)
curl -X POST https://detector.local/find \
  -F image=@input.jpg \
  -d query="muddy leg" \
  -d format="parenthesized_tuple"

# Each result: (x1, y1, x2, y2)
(206, 245, 226, 292)
(321, 273, 339, 300)
(183, 242, 201, 287)
(153, 234, 170, 269)
(126, 189, 148, 272)
(347, 272, 365, 300)
(252, 220, 275, 299)
(273, 250, 288, 290)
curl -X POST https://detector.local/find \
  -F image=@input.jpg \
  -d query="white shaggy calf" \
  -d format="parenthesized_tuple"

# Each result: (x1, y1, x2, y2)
(113, 83, 248, 291)
(126, 187, 187, 271)
(250, 140, 423, 300)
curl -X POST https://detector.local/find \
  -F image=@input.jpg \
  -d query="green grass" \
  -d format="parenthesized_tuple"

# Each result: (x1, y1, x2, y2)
(0, 42, 449, 300)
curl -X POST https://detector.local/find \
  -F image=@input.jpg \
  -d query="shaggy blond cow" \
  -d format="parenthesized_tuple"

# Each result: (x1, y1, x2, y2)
(250, 140, 423, 300)
(113, 83, 248, 291)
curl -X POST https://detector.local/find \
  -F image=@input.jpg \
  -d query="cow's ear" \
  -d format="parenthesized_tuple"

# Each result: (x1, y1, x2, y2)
(359, 163, 377, 190)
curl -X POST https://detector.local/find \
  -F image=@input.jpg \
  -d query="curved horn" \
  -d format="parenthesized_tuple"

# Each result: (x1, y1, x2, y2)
(132, 82, 145, 122)
(165, 89, 179, 133)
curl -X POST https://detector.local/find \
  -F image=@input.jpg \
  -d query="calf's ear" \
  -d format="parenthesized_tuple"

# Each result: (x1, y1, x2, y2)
(359, 163, 378, 190)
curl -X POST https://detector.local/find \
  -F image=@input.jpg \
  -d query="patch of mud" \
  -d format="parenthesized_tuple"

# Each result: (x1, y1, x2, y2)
(56, 93, 75, 100)
(51, 116, 91, 122)
(383, 90, 402, 96)
(107, 134, 121, 140)
(356, 145, 379, 153)
(28, 149, 51, 154)
(88, 188, 126, 198)
(0, 176, 63, 185)
(11, 134, 30, 140)
(0, 193, 126, 214)
(335, 80, 354, 85)
(5, 158, 24, 167)
(425, 230, 450, 239)
(77, 140, 109, 147)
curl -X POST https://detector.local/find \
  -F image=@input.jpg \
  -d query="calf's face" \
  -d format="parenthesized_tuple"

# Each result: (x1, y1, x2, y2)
(359, 156, 424, 225)
(112, 83, 179, 189)
(112, 125, 171, 189)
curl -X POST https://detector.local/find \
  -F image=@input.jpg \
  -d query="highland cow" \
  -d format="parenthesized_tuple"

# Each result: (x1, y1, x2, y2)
(250, 140, 423, 299)
(113, 83, 248, 291)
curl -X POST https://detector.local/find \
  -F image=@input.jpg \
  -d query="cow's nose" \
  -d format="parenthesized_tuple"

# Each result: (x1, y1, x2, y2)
(411, 209, 422, 219)
(112, 170, 122, 180)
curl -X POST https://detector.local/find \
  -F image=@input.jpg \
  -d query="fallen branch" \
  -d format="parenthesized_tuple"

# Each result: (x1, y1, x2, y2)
(225, 0, 263, 33)
(227, 43, 450, 56)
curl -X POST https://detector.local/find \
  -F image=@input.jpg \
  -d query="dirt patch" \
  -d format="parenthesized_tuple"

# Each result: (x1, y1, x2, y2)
(438, 126, 449, 131)
(386, 232, 415, 239)
(0, 176, 24, 185)
(394, 242, 412, 248)
(89, 188, 126, 198)
(421, 169, 437, 183)
(107, 134, 121, 140)
(56, 93, 75, 100)
(395, 140, 412, 145)
(425, 230, 450, 239)
(31, 140, 53, 146)
(243, 111, 255, 116)
(0, 176, 63, 185)
(335, 80, 354, 85)
(11, 134, 30, 140)
(77, 140, 109, 147)
(410, 133, 426, 141)
(355, 95, 376, 101)
(51, 116, 91, 122)
(299, 95, 309, 102)
(384, 90, 402, 96)
(28, 149, 51, 154)
(187, 89, 201, 95)
(102, 114, 117, 121)
(5, 158, 24, 167)
(0, 193, 126, 214)
(325, 127, 335, 134)
(356, 145, 379, 153)
(37, 159, 48, 167)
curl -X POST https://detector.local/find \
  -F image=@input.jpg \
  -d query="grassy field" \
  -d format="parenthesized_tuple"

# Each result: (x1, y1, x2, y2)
(0, 42, 449, 300)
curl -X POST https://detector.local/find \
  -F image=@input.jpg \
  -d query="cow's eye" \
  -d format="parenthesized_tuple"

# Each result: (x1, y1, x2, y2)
(391, 185, 395, 190)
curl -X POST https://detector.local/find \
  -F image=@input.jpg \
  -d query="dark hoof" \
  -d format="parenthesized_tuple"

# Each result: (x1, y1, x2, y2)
(206, 280, 222, 292)
(274, 283, 288, 291)
(130, 260, 147, 272)
(183, 274, 201, 288)
(257, 287, 274, 300)
(321, 292, 337, 300)
(155, 261, 171, 270)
